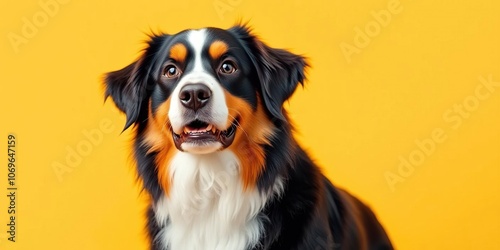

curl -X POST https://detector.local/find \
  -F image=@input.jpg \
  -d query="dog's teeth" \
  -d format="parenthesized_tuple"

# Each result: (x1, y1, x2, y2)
(183, 127, 189, 134)
(206, 124, 213, 132)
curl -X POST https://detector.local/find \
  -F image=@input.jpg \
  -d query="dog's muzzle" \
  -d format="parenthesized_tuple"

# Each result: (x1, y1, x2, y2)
(170, 83, 238, 153)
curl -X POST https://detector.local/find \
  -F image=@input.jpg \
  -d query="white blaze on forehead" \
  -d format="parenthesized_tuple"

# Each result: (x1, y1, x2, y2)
(168, 29, 229, 140)
(188, 29, 207, 72)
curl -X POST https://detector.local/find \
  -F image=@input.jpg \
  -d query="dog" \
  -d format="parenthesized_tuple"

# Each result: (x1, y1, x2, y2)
(103, 24, 393, 250)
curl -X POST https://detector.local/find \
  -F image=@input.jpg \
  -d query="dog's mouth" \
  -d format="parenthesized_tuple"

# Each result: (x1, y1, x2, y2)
(172, 118, 238, 151)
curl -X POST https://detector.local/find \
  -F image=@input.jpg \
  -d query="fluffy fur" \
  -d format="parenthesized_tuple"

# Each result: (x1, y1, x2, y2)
(104, 24, 394, 250)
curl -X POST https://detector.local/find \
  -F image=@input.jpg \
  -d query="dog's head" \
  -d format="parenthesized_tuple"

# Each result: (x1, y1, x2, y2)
(104, 25, 307, 190)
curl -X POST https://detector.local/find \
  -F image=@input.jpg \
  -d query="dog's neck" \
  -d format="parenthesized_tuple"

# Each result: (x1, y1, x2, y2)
(154, 151, 277, 250)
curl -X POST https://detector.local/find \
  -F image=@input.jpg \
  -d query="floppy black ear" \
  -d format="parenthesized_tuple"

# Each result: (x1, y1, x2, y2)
(104, 34, 170, 130)
(104, 59, 148, 130)
(255, 43, 308, 121)
(230, 25, 308, 121)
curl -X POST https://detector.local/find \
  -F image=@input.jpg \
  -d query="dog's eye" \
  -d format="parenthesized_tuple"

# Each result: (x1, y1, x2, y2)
(164, 65, 181, 78)
(219, 61, 237, 74)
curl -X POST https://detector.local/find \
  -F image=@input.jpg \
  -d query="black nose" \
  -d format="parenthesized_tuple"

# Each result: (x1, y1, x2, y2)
(179, 83, 212, 111)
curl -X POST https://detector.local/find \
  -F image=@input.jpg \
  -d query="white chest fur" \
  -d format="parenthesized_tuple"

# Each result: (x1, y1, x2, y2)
(154, 151, 272, 250)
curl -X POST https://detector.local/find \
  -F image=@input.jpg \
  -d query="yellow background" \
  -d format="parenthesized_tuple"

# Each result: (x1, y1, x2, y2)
(1, 0, 499, 249)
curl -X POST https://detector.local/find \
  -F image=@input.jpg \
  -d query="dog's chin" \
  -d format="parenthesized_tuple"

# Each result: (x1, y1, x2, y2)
(171, 119, 238, 154)
(181, 141, 223, 154)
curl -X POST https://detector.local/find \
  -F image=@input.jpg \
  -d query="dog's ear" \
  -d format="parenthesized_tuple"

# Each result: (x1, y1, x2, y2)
(104, 34, 169, 130)
(104, 59, 149, 130)
(230, 25, 308, 121)
(254, 43, 308, 121)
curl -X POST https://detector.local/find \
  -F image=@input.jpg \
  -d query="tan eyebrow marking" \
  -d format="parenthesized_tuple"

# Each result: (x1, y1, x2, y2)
(208, 40, 228, 60)
(169, 43, 187, 63)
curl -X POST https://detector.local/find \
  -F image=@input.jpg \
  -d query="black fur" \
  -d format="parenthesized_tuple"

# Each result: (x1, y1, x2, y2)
(104, 34, 172, 130)
(228, 25, 307, 121)
(104, 24, 393, 250)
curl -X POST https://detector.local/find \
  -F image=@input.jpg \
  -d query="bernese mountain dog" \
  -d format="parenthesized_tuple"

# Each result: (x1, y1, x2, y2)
(103, 24, 394, 250)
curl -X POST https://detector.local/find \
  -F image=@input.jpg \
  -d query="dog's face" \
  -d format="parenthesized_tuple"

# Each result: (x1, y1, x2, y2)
(158, 28, 260, 154)
(104, 25, 306, 190)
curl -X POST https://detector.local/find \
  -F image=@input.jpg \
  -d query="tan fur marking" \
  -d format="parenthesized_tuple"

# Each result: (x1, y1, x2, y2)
(169, 43, 187, 63)
(224, 92, 275, 189)
(143, 98, 176, 195)
(208, 40, 228, 60)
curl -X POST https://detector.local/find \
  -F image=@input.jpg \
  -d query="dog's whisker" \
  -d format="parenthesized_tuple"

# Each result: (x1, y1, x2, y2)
(226, 112, 250, 139)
